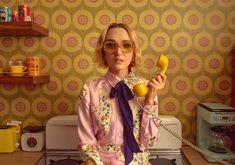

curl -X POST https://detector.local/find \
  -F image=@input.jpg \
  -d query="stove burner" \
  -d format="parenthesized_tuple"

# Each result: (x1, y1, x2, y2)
(150, 158, 177, 165)
(49, 156, 83, 165)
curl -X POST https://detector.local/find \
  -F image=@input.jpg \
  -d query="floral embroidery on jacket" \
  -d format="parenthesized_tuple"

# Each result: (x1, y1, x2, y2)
(98, 89, 112, 131)
(101, 144, 120, 152)
(81, 144, 103, 164)
(99, 144, 125, 162)
(123, 72, 143, 90)
(133, 107, 142, 137)
(131, 151, 151, 165)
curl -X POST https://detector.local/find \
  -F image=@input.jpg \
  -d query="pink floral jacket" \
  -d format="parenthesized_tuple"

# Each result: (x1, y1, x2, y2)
(77, 71, 160, 165)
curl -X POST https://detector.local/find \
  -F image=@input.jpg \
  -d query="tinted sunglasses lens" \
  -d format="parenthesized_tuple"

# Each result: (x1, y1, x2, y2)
(104, 41, 117, 52)
(103, 41, 134, 53)
(122, 41, 134, 53)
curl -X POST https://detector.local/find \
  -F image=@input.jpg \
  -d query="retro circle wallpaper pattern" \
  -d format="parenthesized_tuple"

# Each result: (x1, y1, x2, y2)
(0, 0, 235, 143)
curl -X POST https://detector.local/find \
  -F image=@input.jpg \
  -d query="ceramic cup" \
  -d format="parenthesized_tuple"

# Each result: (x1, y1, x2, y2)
(10, 65, 27, 73)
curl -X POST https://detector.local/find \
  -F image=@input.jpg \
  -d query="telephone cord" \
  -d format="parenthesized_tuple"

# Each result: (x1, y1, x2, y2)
(135, 97, 230, 165)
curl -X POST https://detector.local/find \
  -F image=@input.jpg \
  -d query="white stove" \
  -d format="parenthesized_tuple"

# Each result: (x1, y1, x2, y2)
(37, 115, 189, 165)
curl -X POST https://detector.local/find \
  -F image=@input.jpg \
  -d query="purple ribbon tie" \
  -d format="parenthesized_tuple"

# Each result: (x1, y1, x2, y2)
(110, 81, 141, 165)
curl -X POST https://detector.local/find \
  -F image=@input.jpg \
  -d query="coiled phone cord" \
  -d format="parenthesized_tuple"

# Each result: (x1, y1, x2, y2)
(135, 97, 230, 165)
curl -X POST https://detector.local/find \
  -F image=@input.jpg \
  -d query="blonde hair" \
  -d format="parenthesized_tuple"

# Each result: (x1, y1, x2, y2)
(94, 23, 142, 69)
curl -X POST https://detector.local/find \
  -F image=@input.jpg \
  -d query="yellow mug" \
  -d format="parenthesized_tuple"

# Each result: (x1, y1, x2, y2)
(10, 65, 27, 73)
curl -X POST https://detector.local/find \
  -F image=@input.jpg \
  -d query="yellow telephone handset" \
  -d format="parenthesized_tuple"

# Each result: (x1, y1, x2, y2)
(132, 54, 169, 97)
(157, 54, 169, 75)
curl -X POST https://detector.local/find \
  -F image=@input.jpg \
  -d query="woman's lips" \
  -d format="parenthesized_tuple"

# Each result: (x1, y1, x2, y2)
(114, 58, 123, 63)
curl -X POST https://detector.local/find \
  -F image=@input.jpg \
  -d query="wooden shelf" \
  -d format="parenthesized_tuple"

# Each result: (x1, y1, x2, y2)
(0, 75, 50, 84)
(0, 22, 49, 36)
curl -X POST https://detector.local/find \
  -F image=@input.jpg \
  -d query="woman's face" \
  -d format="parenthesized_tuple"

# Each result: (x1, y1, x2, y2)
(104, 27, 134, 75)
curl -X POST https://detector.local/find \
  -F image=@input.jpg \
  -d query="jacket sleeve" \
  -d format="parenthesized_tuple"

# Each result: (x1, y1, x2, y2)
(139, 96, 160, 148)
(77, 84, 104, 164)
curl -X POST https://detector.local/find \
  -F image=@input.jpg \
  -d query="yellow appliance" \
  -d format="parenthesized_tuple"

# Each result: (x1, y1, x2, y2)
(7, 120, 22, 150)
(0, 125, 16, 153)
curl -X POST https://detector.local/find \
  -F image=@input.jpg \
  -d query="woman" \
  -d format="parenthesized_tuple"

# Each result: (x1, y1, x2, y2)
(77, 23, 166, 165)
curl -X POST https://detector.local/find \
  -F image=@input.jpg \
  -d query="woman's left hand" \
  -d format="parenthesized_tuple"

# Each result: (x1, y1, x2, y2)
(144, 74, 167, 105)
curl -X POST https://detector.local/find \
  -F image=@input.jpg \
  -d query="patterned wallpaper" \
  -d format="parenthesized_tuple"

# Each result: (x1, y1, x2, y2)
(0, 0, 234, 144)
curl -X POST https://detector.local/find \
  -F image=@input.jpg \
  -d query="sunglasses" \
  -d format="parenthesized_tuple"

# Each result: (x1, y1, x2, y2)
(103, 40, 135, 53)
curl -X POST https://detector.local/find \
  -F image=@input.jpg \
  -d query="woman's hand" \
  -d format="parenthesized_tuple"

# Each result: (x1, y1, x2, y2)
(144, 74, 167, 105)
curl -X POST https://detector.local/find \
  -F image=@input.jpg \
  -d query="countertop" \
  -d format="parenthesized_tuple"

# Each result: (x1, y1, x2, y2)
(182, 146, 225, 165)
(0, 150, 44, 165)
(0, 146, 230, 165)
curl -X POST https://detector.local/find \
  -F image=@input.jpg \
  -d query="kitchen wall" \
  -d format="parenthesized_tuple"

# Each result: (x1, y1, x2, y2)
(0, 0, 234, 144)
